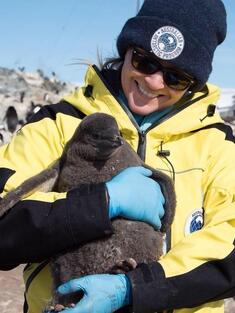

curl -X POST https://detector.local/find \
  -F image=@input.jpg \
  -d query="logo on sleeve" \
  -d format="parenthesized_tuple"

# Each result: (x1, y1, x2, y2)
(185, 208, 204, 235)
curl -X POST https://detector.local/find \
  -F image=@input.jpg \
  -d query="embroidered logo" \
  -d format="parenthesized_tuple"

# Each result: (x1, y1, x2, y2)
(151, 26, 184, 60)
(185, 208, 204, 235)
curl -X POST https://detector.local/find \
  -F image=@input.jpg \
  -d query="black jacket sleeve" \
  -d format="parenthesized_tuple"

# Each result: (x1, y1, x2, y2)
(127, 252, 235, 313)
(0, 183, 113, 269)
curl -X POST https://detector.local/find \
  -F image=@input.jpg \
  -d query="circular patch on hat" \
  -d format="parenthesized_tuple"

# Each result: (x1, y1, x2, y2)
(151, 26, 184, 60)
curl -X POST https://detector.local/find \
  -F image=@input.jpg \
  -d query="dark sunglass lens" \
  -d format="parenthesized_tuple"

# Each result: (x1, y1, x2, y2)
(132, 51, 160, 75)
(144, 62, 160, 74)
(132, 50, 193, 90)
(164, 71, 190, 90)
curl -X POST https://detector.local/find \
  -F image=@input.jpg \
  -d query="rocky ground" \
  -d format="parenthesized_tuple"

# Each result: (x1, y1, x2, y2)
(0, 265, 25, 313)
(0, 67, 235, 312)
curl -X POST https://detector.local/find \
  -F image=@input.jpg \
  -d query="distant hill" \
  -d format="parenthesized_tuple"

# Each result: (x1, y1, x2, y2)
(217, 88, 235, 109)
(0, 67, 76, 144)
(217, 88, 235, 122)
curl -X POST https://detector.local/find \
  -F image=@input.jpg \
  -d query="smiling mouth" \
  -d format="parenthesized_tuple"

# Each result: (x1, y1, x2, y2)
(136, 81, 165, 99)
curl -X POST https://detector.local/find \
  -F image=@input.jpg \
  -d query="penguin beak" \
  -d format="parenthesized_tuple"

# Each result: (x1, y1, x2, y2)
(113, 135, 124, 146)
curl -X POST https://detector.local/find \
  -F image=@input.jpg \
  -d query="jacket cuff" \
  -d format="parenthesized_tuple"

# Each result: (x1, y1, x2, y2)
(127, 262, 172, 313)
(67, 183, 113, 246)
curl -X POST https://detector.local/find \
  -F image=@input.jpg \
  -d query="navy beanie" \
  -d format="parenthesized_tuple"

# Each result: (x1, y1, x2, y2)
(117, 0, 227, 89)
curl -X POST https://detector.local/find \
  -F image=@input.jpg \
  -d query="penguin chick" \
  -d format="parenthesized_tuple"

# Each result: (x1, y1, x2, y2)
(0, 112, 176, 312)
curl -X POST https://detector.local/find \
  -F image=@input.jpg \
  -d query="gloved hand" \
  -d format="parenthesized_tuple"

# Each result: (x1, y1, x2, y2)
(55, 274, 131, 313)
(106, 166, 165, 230)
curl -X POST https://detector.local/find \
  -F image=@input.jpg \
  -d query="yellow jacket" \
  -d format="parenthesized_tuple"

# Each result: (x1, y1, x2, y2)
(1, 65, 235, 313)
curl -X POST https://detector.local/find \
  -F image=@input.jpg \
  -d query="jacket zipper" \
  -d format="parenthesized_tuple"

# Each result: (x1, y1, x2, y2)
(137, 130, 147, 161)
(83, 67, 210, 313)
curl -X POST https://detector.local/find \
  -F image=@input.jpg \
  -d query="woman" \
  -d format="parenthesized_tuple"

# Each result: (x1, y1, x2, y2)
(1, 0, 235, 313)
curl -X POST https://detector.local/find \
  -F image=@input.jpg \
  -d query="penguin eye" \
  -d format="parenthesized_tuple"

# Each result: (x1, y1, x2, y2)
(92, 133, 100, 140)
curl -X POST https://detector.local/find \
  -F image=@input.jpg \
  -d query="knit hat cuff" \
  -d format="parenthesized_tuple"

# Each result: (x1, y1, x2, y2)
(117, 16, 213, 87)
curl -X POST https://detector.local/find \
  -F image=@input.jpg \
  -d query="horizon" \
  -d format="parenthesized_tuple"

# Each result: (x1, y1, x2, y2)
(0, 1, 234, 87)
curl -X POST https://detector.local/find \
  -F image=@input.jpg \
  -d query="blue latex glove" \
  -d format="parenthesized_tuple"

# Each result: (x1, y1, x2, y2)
(106, 166, 165, 230)
(54, 274, 131, 313)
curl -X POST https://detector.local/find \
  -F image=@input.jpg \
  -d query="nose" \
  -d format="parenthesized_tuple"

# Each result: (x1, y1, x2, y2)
(144, 71, 165, 90)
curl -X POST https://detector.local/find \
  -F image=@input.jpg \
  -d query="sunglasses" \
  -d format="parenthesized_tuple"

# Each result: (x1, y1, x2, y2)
(131, 48, 195, 91)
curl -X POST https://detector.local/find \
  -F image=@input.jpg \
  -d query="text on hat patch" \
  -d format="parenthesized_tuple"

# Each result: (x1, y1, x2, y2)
(151, 26, 184, 60)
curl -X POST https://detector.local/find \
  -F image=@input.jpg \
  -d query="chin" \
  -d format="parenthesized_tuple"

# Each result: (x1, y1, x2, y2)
(128, 96, 164, 115)
(132, 107, 151, 115)
(128, 102, 157, 116)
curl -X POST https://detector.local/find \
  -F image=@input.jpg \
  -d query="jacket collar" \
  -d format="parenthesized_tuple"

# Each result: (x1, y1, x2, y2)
(63, 65, 223, 138)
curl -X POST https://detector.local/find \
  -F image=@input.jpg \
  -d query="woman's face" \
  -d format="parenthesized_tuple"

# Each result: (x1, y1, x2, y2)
(121, 48, 189, 116)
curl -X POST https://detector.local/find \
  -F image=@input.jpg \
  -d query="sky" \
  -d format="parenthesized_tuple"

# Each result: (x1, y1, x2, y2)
(0, 0, 234, 87)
